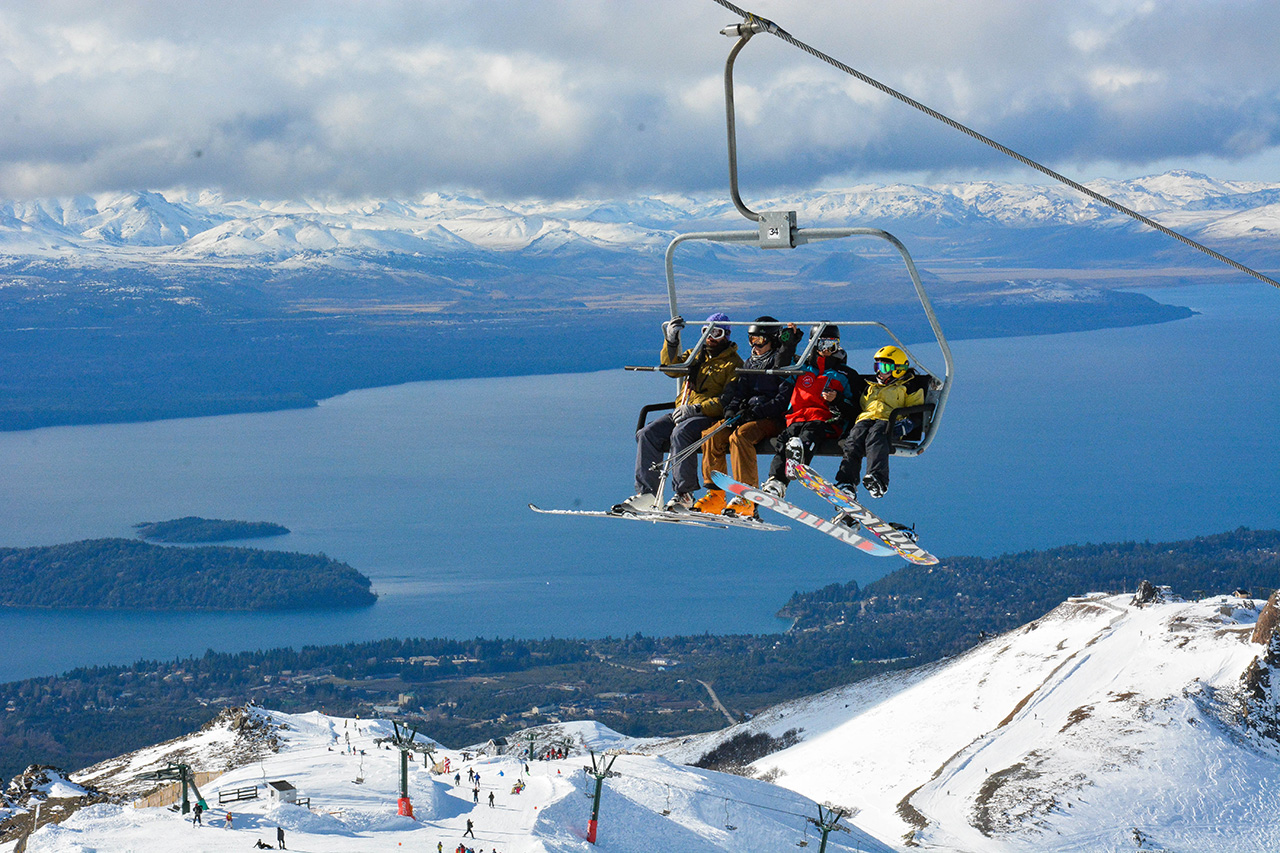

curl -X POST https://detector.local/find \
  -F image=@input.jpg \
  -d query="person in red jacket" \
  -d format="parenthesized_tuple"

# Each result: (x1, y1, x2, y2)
(760, 325, 860, 498)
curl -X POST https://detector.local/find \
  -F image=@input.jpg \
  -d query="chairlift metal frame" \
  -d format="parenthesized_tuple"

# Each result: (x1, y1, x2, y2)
(628, 17, 954, 468)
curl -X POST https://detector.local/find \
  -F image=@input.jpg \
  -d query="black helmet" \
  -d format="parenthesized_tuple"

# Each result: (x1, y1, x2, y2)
(811, 323, 839, 340)
(747, 315, 781, 343)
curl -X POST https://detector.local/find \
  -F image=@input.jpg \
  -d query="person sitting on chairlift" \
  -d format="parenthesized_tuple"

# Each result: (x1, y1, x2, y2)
(695, 316, 799, 517)
(834, 345, 925, 499)
(614, 312, 742, 513)
(760, 325, 858, 498)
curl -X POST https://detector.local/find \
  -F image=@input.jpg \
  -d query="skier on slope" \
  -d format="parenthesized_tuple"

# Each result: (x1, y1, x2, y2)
(614, 312, 742, 513)
(693, 317, 799, 517)
(760, 325, 860, 498)
(833, 345, 926, 499)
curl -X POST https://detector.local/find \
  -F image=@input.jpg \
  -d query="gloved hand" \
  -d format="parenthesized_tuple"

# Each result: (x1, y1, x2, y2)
(672, 404, 701, 422)
(893, 417, 916, 438)
(662, 315, 685, 344)
(778, 323, 802, 347)
(722, 404, 741, 422)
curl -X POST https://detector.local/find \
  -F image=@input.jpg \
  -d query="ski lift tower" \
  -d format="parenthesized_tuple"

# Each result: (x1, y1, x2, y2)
(138, 761, 208, 815)
(374, 721, 436, 818)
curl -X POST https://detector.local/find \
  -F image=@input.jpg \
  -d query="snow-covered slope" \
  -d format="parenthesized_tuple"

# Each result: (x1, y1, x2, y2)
(0, 171, 1276, 266)
(6, 591, 1278, 853)
(649, 592, 1280, 852)
(1, 708, 892, 853)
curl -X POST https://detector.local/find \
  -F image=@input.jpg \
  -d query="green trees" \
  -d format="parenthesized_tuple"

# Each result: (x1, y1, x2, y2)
(0, 539, 375, 610)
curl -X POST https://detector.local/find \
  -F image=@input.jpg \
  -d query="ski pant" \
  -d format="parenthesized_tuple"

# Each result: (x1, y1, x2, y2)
(635, 412, 714, 496)
(701, 418, 782, 490)
(835, 418, 892, 487)
(767, 421, 831, 483)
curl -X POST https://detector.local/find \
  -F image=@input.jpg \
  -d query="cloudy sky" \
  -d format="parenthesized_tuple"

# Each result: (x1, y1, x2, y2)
(2, 0, 1278, 202)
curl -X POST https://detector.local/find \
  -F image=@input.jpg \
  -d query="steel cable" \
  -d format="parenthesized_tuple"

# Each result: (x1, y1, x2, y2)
(707, 0, 1279, 289)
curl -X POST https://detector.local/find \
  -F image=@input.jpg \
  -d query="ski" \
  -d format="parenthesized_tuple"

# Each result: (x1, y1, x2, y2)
(710, 472, 895, 556)
(527, 504, 787, 532)
(785, 461, 940, 565)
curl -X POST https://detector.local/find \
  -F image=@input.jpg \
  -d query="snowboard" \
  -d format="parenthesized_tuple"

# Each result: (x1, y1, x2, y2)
(785, 461, 940, 565)
(710, 471, 895, 556)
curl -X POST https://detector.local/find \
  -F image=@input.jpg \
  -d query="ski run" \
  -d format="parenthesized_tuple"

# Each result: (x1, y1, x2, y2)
(4, 590, 1279, 853)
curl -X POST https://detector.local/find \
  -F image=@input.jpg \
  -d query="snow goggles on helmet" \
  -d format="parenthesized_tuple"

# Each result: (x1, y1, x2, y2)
(815, 338, 841, 353)
(703, 325, 728, 341)
(874, 359, 898, 374)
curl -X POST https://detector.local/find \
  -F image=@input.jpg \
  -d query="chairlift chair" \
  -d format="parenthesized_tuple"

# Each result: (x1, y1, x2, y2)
(624, 19, 954, 492)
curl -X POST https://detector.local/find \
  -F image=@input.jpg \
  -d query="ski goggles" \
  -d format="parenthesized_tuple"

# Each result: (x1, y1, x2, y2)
(702, 325, 728, 341)
(815, 338, 841, 353)
(748, 333, 770, 345)
(875, 359, 899, 374)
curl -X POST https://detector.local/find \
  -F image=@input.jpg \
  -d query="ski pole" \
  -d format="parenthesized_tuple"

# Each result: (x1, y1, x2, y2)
(650, 413, 743, 474)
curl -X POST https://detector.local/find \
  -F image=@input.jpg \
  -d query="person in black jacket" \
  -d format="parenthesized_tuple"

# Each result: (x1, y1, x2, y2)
(695, 317, 799, 517)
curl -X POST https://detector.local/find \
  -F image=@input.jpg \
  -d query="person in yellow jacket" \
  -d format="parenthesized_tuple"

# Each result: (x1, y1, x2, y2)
(834, 345, 925, 499)
(614, 312, 742, 513)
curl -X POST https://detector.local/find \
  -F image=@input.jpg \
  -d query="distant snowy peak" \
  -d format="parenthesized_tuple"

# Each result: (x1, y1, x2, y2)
(2, 170, 1278, 264)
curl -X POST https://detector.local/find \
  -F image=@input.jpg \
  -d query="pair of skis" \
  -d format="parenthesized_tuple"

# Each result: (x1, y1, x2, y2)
(527, 502, 789, 532)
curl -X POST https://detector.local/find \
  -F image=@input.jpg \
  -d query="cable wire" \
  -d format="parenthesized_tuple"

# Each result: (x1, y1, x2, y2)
(707, 0, 1279, 290)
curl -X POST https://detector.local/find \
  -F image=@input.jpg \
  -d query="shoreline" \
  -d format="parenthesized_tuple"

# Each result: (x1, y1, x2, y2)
(0, 294, 1194, 434)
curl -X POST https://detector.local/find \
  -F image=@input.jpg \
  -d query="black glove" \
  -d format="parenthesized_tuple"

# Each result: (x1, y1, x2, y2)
(893, 417, 915, 438)
(672, 404, 701, 422)
(722, 404, 741, 422)
(662, 315, 685, 344)
(778, 324, 803, 347)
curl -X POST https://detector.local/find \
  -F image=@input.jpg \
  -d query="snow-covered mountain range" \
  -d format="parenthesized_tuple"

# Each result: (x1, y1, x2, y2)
(1, 171, 1277, 265)
(5, 589, 1277, 852)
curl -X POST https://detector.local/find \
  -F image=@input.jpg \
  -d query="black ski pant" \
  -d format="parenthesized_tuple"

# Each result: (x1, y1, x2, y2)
(635, 412, 715, 496)
(767, 421, 830, 483)
(835, 418, 892, 487)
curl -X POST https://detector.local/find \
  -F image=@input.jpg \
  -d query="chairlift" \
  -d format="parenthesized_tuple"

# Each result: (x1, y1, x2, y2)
(724, 798, 737, 832)
(624, 18, 953, 494)
(661, 784, 672, 816)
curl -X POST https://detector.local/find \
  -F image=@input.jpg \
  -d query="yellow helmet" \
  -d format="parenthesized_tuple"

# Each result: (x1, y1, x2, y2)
(873, 345, 909, 380)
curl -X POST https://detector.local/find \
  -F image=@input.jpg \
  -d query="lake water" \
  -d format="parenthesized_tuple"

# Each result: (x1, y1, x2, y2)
(1, 281, 1278, 682)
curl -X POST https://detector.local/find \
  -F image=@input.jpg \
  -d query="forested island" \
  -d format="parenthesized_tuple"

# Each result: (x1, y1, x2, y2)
(135, 517, 290, 543)
(0, 538, 375, 611)
(0, 527, 1274, 784)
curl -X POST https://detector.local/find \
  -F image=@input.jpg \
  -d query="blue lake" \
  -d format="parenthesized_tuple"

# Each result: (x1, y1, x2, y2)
(1, 281, 1278, 682)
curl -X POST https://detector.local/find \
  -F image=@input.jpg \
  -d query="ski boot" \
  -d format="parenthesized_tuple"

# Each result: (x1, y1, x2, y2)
(611, 493, 657, 514)
(722, 496, 759, 520)
(665, 492, 695, 512)
(861, 473, 887, 499)
(760, 477, 787, 498)
(692, 489, 727, 515)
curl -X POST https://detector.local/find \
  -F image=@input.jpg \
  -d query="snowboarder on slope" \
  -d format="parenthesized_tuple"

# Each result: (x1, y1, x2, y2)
(834, 345, 926, 498)
(614, 312, 742, 513)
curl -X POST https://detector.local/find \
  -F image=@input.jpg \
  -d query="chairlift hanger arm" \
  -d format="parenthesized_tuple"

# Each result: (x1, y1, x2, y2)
(709, 0, 1278, 290)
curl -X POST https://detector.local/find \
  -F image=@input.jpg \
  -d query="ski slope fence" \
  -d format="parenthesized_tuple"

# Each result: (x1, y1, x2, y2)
(132, 770, 223, 809)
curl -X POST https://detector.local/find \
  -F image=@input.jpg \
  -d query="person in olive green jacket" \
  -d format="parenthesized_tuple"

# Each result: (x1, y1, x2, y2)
(614, 312, 742, 513)
(834, 345, 926, 499)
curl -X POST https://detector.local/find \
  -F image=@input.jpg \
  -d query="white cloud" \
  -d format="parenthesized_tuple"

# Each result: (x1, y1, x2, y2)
(0, 0, 1276, 200)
